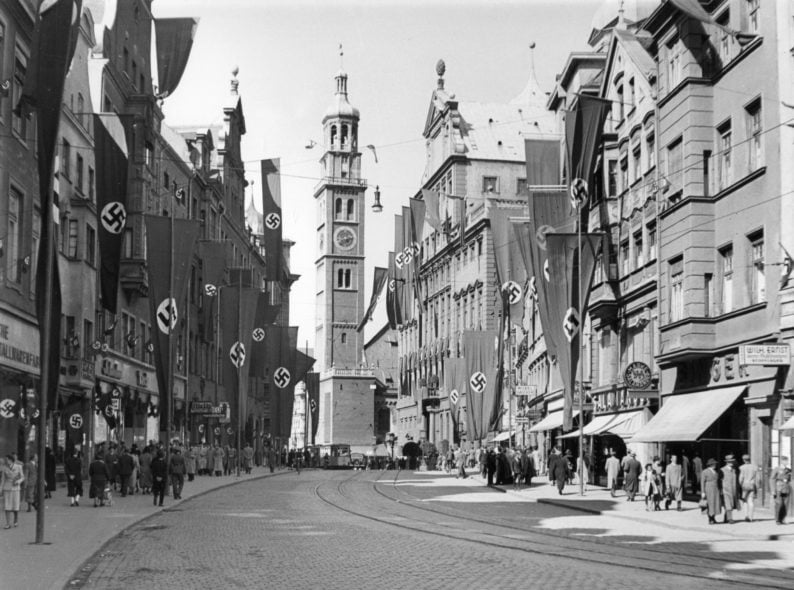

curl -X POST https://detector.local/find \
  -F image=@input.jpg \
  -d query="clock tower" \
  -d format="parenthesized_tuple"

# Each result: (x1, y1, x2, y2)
(314, 65, 367, 372)
(313, 63, 375, 450)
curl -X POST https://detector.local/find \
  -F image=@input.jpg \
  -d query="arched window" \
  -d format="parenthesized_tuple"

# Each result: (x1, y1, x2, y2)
(346, 199, 354, 221)
(335, 198, 343, 219)
(344, 269, 351, 288)
(337, 268, 345, 288)
(341, 124, 349, 147)
(330, 125, 337, 147)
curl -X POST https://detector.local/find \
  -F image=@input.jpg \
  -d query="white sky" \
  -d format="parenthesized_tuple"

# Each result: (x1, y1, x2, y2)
(152, 0, 603, 349)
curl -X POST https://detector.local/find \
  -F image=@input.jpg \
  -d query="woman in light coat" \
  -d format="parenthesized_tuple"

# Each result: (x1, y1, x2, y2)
(702, 458, 722, 524)
(1, 454, 25, 528)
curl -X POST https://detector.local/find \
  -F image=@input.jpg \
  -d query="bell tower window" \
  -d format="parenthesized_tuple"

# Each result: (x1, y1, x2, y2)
(346, 199, 355, 221)
(330, 125, 337, 149)
(341, 124, 349, 148)
(335, 198, 343, 219)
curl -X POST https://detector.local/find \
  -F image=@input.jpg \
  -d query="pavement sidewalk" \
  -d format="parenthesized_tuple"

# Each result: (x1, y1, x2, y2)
(0, 466, 284, 590)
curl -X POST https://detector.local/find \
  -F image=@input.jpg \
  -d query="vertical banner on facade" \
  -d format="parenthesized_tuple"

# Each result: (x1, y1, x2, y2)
(154, 18, 198, 98)
(393, 213, 408, 321)
(386, 252, 402, 330)
(565, 94, 610, 220)
(524, 138, 562, 186)
(420, 189, 443, 232)
(400, 207, 415, 322)
(260, 159, 283, 281)
(197, 240, 229, 342)
(409, 198, 426, 315)
(219, 287, 259, 431)
(491, 207, 528, 329)
(145, 216, 200, 426)
(306, 372, 320, 441)
(444, 357, 467, 435)
(545, 233, 601, 430)
(250, 292, 281, 378)
(279, 327, 299, 438)
(94, 114, 129, 314)
(357, 267, 388, 332)
(527, 189, 576, 360)
(23, 0, 83, 411)
(462, 330, 499, 441)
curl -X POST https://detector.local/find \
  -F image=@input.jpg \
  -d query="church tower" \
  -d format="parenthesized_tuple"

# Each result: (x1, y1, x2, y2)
(314, 64, 366, 372)
(313, 59, 375, 450)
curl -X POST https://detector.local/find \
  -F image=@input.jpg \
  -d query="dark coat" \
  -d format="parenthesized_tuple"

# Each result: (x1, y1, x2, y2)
(549, 453, 569, 484)
(88, 459, 110, 498)
(117, 452, 135, 476)
(64, 456, 82, 480)
(623, 457, 642, 494)
(703, 466, 722, 516)
(169, 453, 186, 475)
(151, 457, 168, 484)
(45, 450, 57, 492)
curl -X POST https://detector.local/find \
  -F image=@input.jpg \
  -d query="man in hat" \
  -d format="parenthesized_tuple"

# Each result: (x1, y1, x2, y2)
(665, 454, 684, 511)
(769, 456, 792, 525)
(605, 449, 621, 497)
(721, 454, 739, 524)
(738, 453, 759, 522)
(623, 451, 642, 502)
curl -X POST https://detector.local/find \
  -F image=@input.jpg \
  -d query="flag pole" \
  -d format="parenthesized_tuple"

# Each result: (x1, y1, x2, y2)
(235, 274, 243, 477)
(577, 201, 584, 497)
(35, 199, 56, 544)
(166, 190, 175, 486)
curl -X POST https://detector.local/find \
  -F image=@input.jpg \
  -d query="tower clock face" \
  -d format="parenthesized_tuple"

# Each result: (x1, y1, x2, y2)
(334, 227, 357, 251)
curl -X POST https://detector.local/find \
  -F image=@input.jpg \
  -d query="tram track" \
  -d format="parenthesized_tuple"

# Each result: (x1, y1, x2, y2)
(312, 469, 792, 589)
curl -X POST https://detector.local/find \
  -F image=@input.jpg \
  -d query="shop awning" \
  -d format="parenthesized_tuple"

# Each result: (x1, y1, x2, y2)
(606, 408, 653, 440)
(493, 430, 516, 442)
(776, 415, 794, 431)
(528, 410, 580, 433)
(558, 413, 620, 439)
(631, 385, 746, 442)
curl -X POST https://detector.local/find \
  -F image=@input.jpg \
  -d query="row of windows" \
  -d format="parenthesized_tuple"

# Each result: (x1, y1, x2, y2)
(617, 222, 657, 276)
(668, 232, 764, 323)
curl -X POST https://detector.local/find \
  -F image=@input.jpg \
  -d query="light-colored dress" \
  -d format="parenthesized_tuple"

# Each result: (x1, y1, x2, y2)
(1, 461, 25, 511)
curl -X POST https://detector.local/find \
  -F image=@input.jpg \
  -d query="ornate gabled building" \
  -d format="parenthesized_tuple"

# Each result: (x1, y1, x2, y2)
(393, 59, 555, 449)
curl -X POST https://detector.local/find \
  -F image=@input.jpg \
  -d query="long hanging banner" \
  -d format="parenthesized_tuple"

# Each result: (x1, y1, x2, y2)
(401, 206, 416, 322)
(154, 18, 198, 98)
(565, 94, 610, 215)
(462, 330, 499, 441)
(24, 0, 83, 411)
(420, 189, 443, 232)
(219, 286, 259, 431)
(545, 233, 601, 431)
(385, 252, 402, 329)
(306, 372, 320, 441)
(357, 267, 388, 332)
(145, 216, 200, 427)
(261, 159, 283, 281)
(94, 113, 129, 314)
(490, 206, 528, 329)
(409, 198, 426, 315)
(393, 214, 407, 322)
(444, 357, 467, 437)
(250, 292, 281, 378)
(197, 240, 229, 342)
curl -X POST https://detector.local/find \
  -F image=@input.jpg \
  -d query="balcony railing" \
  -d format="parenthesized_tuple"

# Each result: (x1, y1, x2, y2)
(315, 176, 367, 192)
(320, 367, 375, 379)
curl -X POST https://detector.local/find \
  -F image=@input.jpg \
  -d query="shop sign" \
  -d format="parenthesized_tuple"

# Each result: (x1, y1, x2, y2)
(515, 385, 537, 397)
(190, 401, 228, 416)
(739, 344, 791, 366)
(0, 316, 40, 375)
(624, 362, 652, 390)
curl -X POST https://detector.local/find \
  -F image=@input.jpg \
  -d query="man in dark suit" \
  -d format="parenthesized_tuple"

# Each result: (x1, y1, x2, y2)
(485, 448, 496, 487)
(548, 447, 568, 495)
(117, 446, 135, 497)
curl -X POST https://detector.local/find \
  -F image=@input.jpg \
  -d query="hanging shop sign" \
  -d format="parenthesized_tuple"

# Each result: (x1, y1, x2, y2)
(739, 344, 791, 367)
(0, 315, 40, 374)
(624, 362, 652, 390)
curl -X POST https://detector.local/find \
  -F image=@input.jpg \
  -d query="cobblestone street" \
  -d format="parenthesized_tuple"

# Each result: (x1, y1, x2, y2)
(67, 470, 794, 590)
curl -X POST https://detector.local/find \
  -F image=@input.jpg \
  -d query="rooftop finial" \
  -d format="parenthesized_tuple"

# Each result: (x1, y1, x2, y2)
(339, 42, 344, 69)
(528, 42, 539, 87)
(436, 59, 446, 90)
(231, 65, 239, 95)
(617, 0, 626, 29)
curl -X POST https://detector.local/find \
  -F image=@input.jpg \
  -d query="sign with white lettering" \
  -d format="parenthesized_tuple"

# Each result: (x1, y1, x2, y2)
(515, 385, 537, 397)
(0, 313, 41, 375)
(739, 344, 791, 366)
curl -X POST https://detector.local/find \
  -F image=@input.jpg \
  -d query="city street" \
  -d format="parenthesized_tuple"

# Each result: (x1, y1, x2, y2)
(63, 469, 794, 590)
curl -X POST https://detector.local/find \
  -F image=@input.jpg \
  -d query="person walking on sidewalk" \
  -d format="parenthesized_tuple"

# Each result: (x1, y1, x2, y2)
(242, 443, 254, 475)
(641, 463, 660, 511)
(692, 453, 703, 494)
(623, 451, 642, 502)
(150, 450, 168, 507)
(23, 453, 38, 512)
(186, 446, 197, 481)
(1, 454, 24, 528)
(485, 448, 496, 487)
(88, 453, 110, 508)
(169, 447, 186, 500)
(64, 448, 83, 507)
(738, 454, 758, 522)
(702, 458, 722, 524)
(721, 454, 739, 524)
(139, 446, 153, 494)
(212, 444, 225, 477)
(549, 447, 569, 495)
(665, 454, 684, 511)
(605, 450, 621, 497)
(117, 446, 134, 497)
(769, 456, 792, 525)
